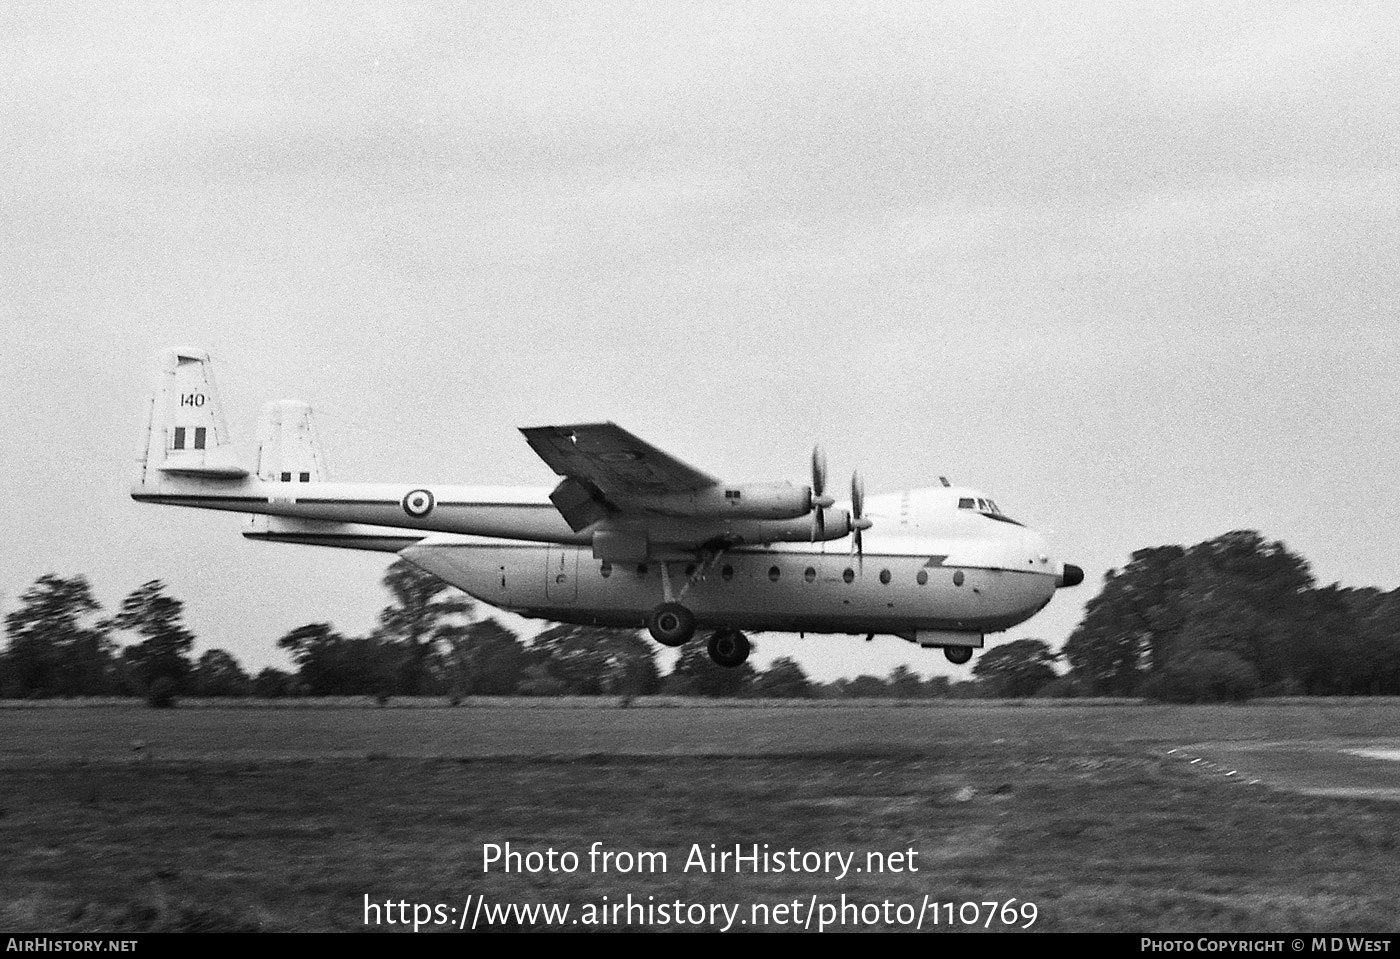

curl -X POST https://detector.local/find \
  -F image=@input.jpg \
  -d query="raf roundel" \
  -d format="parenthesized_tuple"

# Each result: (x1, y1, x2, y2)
(402, 488, 435, 518)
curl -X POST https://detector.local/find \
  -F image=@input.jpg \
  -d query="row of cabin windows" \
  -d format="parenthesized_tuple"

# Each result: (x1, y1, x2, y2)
(597, 562, 966, 587)
(171, 427, 207, 450)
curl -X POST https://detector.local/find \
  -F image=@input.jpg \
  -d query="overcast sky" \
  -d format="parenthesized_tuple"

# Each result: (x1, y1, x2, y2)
(3, 2, 1398, 682)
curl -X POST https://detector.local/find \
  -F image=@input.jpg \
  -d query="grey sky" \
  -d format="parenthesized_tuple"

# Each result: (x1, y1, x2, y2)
(4, 2, 1398, 681)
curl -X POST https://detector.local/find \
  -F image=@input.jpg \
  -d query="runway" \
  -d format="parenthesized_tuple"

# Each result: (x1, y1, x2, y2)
(1179, 739, 1400, 801)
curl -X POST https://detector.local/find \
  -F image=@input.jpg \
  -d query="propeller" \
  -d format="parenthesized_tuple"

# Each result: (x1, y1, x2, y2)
(810, 446, 835, 541)
(850, 471, 872, 565)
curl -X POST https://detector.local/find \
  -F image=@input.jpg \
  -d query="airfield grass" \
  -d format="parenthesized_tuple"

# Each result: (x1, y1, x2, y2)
(1, 700, 1398, 932)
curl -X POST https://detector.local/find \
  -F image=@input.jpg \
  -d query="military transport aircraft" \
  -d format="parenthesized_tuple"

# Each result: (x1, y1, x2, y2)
(132, 349, 1082, 668)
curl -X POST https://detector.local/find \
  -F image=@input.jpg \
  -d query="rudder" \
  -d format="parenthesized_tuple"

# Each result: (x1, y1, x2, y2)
(255, 400, 329, 483)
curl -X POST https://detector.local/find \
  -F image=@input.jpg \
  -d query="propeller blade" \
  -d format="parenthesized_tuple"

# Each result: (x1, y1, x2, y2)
(850, 471, 867, 568)
(810, 445, 832, 541)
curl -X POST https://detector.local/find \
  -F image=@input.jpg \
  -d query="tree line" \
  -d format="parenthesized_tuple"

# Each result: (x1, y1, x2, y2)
(1061, 529, 1400, 700)
(0, 560, 860, 701)
(5, 530, 1399, 702)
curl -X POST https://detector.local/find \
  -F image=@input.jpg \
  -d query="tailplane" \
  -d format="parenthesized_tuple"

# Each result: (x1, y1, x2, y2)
(134, 349, 248, 489)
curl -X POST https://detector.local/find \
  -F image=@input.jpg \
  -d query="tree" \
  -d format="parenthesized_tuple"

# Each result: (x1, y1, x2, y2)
(277, 623, 395, 696)
(252, 667, 296, 698)
(191, 649, 251, 697)
(1062, 546, 1188, 695)
(376, 560, 473, 695)
(531, 624, 659, 695)
(922, 676, 953, 698)
(442, 618, 532, 695)
(972, 638, 1059, 697)
(110, 580, 196, 692)
(1141, 649, 1261, 703)
(887, 664, 924, 699)
(1063, 532, 1319, 695)
(667, 640, 755, 697)
(1343, 587, 1400, 695)
(753, 657, 813, 698)
(846, 674, 891, 698)
(3, 574, 114, 697)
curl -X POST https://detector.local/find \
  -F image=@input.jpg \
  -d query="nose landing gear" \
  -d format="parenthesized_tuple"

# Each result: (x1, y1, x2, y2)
(943, 646, 974, 665)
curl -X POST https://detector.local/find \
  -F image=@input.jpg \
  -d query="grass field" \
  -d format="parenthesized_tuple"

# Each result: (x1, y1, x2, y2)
(2, 699, 1398, 932)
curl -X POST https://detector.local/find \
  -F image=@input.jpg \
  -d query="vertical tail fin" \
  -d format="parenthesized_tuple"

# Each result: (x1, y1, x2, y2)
(134, 349, 248, 490)
(255, 400, 329, 483)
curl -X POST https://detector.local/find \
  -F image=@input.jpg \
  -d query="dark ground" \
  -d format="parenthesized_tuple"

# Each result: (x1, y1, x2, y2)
(2, 699, 1397, 932)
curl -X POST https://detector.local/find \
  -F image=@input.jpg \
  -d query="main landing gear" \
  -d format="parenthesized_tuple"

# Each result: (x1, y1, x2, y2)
(707, 628, 750, 668)
(645, 603, 752, 668)
(943, 646, 974, 665)
(643, 559, 751, 668)
(646, 602, 695, 647)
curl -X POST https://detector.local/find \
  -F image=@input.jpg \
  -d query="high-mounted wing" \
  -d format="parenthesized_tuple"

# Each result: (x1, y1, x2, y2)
(521, 422, 720, 531)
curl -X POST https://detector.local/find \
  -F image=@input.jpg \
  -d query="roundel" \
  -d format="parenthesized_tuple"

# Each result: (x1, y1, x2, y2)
(402, 488, 435, 518)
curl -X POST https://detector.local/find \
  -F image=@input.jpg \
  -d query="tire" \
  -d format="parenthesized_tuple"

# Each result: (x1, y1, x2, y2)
(708, 629, 751, 668)
(647, 602, 696, 647)
(944, 646, 973, 665)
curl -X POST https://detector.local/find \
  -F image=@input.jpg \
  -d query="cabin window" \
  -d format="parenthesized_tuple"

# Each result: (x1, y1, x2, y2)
(193, 427, 207, 450)
(600, 562, 612, 578)
(299, 472, 310, 482)
(768, 566, 781, 582)
(804, 566, 816, 583)
(879, 569, 891, 585)
(917, 570, 928, 586)
(721, 564, 734, 581)
(281, 472, 292, 481)
(958, 497, 974, 509)
(725, 489, 742, 499)
(953, 570, 965, 587)
(842, 568, 855, 584)
(173, 427, 186, 450)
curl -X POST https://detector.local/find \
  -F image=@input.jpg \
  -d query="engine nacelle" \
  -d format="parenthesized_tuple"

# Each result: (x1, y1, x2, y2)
(633, 482, 813, 520)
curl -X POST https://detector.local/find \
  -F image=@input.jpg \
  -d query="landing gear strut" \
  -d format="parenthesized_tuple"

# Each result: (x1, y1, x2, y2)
(944, 646, 973, 665)
(647, 602, 696, 647)
(708, 628, 751, 668)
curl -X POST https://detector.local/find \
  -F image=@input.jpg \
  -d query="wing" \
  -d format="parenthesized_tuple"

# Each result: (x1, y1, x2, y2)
(520, 422, 719, 500)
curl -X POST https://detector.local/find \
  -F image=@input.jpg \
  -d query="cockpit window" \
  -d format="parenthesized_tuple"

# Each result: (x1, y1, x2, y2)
(959, 494, 1022, 525)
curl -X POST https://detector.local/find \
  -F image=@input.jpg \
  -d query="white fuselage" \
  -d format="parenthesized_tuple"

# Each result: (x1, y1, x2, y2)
(399, 487, 1060, 645)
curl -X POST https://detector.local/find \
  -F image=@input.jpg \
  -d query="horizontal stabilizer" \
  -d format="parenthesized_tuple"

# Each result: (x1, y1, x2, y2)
(243, 515, 427, 553)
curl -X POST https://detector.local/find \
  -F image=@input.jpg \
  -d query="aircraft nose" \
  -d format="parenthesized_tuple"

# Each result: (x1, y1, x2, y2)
(1057, 563, 1084, 588)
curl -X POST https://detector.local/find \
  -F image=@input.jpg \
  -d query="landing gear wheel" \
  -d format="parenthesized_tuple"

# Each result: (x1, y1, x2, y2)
(647, 602, 696, 647)
(708, 629, 751, 668)
(944, 646, 973, 665)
